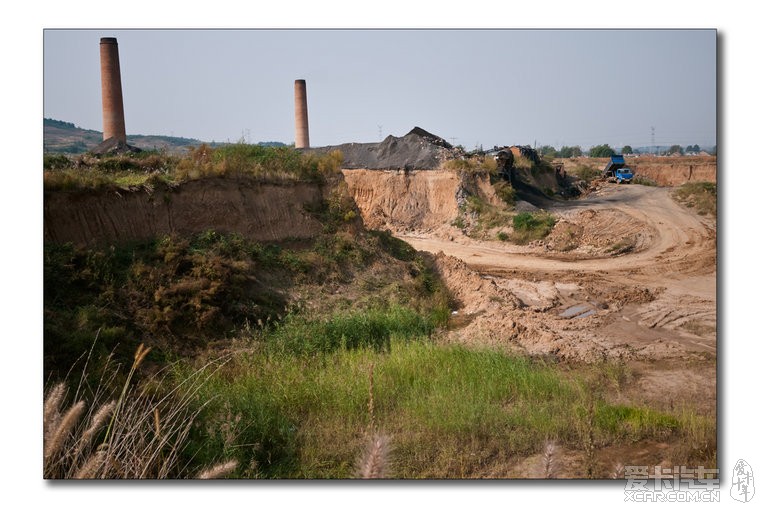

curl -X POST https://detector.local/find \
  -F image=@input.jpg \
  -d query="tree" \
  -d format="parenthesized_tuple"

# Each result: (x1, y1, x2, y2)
(622, 145, 633, 155)
(667, 145, 684, 155)
(539, 145, 557, 158)
(589, 144, 616, 158)
(557, 145, 583, 158)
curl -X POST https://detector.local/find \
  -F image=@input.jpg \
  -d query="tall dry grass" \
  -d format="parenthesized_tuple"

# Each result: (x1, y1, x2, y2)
(43, 344, 236, 479)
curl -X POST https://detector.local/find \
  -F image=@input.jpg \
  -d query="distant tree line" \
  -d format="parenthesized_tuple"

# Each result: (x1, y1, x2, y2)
(538, 145, 583, 158)
(540, 142, 715, 158)
(44, 118, 77, 129)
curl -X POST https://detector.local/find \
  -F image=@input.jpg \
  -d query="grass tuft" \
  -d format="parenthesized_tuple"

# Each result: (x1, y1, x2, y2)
(511, 211, 556, 244)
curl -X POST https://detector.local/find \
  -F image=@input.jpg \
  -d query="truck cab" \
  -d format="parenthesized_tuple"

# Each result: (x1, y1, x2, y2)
(603, 155, 634, 183)
(613, 167, 634, 184)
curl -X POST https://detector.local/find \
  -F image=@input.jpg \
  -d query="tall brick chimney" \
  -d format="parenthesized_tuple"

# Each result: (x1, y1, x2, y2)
(99, 37, 127, 142)
(294, 79, 310, 149)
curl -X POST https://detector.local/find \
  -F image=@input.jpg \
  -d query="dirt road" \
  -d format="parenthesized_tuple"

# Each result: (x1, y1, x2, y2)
(398, 183, 716, 363)
(400, 184, 715, 282)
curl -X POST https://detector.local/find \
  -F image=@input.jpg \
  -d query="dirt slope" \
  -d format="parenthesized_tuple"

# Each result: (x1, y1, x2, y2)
(342, 169, 460, 231)
(342, 169, 501, 234)
(44, 177, 326, 246)
(384, 181, 717, 363)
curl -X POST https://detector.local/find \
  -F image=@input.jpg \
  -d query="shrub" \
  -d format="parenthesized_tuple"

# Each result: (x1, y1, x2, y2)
(368, 230, 416, 262)
(492, 181, 516, 207)
(44, 153, 73, 171)
(511, 211, 556, 244)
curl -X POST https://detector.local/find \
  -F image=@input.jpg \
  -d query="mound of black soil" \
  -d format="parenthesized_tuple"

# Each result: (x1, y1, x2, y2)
(310, 127, 456, 170)
(90, 137, 142, 156)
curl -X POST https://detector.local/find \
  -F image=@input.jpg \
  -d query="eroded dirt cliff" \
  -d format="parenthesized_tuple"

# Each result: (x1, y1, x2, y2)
(44, 177, 327, 246)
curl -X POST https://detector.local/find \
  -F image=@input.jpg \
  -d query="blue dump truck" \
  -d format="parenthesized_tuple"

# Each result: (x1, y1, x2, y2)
(602, 155, 634, 184)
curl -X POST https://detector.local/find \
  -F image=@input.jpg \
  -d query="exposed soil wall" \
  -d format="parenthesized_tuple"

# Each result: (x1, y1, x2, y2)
(342, 169, 459, 231)
(342, 169, 499, 232)
(44, 177, 326, 246)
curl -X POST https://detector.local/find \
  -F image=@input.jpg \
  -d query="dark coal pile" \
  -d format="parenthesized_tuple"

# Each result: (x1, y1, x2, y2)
(90, 137, 142, 156)
(310, 127, 457, 170)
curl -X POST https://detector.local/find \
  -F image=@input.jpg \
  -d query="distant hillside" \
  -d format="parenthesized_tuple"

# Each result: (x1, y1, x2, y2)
(43, 118, 205, 154)
(43, 118, 288, 155)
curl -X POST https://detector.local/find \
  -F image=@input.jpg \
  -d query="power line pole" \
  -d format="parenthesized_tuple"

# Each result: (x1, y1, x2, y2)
(651, 126, 656, 155)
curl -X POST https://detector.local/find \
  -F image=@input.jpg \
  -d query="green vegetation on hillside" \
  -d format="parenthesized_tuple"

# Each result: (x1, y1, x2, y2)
(44, 225, 451, 378)
(510, 211, 557, 244)
(441, 155, 498, 174)
(43, 144, 345, 190)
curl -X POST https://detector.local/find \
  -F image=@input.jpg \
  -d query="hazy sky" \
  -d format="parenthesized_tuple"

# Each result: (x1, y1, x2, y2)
(44, 29, 716, 150)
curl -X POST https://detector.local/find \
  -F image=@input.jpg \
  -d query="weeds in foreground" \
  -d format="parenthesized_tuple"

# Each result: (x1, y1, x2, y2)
(542, 441, 558, 479)
(356, 435, 391, 479)
(43, 344, 235, 479)
(356, 362, 392, 479)
(180, 342, 709, 478)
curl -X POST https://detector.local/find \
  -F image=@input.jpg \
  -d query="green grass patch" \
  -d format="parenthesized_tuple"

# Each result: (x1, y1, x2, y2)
(177, 343, 694, 478)
(257, 305, 436, 356)
(492, 180, 516, 207)
(457, 195, 513, 237)
(511, 211, 556, 244)
(44, 144, 344, 191)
